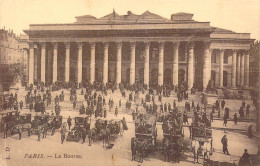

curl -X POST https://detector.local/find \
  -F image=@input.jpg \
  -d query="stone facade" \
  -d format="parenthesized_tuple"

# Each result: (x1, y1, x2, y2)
(22, 11, 254, 89)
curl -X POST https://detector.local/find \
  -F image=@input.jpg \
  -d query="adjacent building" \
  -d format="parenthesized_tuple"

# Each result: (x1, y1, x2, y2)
(22, 11, 254, 89)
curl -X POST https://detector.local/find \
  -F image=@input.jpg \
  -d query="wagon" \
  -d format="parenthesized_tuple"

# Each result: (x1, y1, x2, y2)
(66, 116, 90, 142)
(190, 122, 213, 162)
(10, 113, 32, 135)
(30, 114, 50, 135)
(161, 110, 184, 162)
(106, 120, 124, 137)
(134, 113, 157, 150)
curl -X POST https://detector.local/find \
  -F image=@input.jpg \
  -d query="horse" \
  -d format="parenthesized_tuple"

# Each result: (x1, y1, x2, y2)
(191, 140, 200, 163)
(163, 138, 171, 162)
(202, 141, 211, 160)
(131, 137, 137, 161)
(88, 128, 97, 146)
(100, 128, 111, 148)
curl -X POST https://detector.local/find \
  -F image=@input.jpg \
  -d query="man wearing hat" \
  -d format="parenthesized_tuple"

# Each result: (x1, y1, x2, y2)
(221, 135, 230, 155)
(241, 149, 251, 166)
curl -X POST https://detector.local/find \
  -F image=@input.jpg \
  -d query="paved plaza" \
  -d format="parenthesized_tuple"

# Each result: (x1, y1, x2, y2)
(0, 86, 259, 166)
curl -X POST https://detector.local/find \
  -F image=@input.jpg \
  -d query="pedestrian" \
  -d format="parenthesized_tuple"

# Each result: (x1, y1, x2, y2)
(246, 107, 250, 117)
(60, 126, 66, 144)
(104, 108, 107, 118)
(37, 127, 41, 141)
(223, 114, 227, 126)
(183, 112, 189, 125)
(115, 106, 118, 117)
(210, 111, 214, 122)
(67, 116, 72, 130)
(221, 99, 225, 109)
(18, 127, 22, 140)
(191, 99, 194, 108)
(234, 113, 238, 125)
(3, 123, 8, 139)
(82, 131, 86, 144)
(248, 125, 253, 138)
(221, 135, 230, 155)
(241, 149, 251, 166)
(19, 100, 23, 110)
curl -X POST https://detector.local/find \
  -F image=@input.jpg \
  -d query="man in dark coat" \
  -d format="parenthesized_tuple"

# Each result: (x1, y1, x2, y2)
(221, 100, 225, 109)
(241, 149, 251, 166)
(115, 106, 118, 117)
(234, 113, 238, 125)
(82, 131, 86, 144)
(67, 116, 72, 130)
(221, 135, 230, 155)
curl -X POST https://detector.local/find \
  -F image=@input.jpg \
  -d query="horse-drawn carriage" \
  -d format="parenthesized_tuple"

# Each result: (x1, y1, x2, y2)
(190, 120, 213, 163)
(66, 116, 90, 142)
(10, 113, 32, 135)
(161, 109, 184, 162)
(131, 113, 157, 162)
(31, 114, 62, 135)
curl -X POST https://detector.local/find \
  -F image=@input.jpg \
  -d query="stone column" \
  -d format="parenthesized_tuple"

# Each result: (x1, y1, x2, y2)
(240, 52, 245, 87)
(237, 53, 241, 86)
(219, 49, 224, 88)
(158, 42, 164, 86)
(130, 42, 136, 85)
(231, 50, 237, 88)
(172, 42, 180, 86)
(77, 42, 83, 84)
(40, 42, 46, 83)
(90, 42, 95, 84)
(65, 42, 70, 82)
(52, 42, 58, 83)
(144, 42, 150, 87)
(187, 42, 194, 89)
(245, 51, 250, 88)
(103, 42, 109, 84)
(203, 42, 211, 90)
(116, 42, 122, 85)
(28, 42, 34, 85)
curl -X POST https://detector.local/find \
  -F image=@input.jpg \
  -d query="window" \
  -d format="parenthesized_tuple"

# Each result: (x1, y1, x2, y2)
(224, 54, 228, 64)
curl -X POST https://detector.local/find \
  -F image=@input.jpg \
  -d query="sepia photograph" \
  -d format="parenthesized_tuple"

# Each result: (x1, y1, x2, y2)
(0, 0, 259, 165)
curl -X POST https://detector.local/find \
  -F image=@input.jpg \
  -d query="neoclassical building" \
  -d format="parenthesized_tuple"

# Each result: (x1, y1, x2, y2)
(23, 11, 254, 89)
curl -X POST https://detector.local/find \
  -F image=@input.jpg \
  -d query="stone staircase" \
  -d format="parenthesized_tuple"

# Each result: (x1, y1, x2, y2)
(216, 88, 252, 100)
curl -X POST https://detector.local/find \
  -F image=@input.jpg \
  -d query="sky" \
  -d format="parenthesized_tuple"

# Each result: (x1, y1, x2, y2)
(0, 0, 259, 40)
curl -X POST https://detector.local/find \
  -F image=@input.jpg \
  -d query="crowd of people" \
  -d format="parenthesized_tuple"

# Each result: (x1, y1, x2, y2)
(0, 78, 258, 165)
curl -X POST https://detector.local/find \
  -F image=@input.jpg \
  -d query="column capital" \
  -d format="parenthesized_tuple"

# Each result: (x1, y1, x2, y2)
(29, 42, 34, 48)
(159, 41, 165, 48)
(103, 42, 109, 48)
(90, 42, 95, 48)
(244, 50, 250, 55)
(219, 49, 225, 54)
(76, 42, 83, 49)
(130, 42, 136, 48)
(64, 42, 70, 49)
(144, 42, 150, 48)
(173, 42, 180, 48)
(188, 42, 195, 49)
(40, 42, 46, 48)
(116, 42, 122, 48)
(232, 49, 239, 54)
(52, 42, 58, 49)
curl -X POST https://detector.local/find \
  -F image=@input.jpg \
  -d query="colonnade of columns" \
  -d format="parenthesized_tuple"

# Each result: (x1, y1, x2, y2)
(27, 41, 250, 90)
(217, 49, 250, 88)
